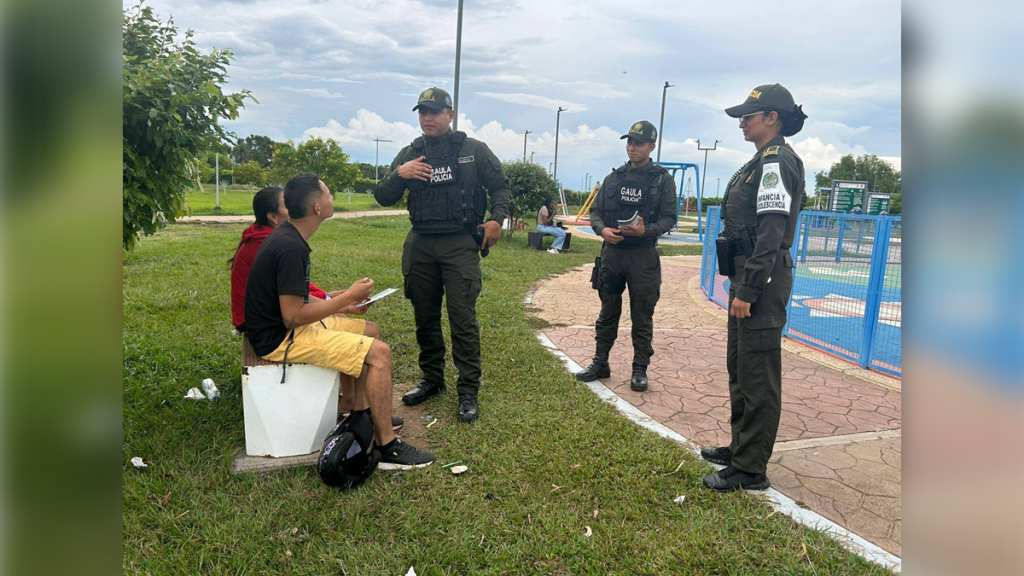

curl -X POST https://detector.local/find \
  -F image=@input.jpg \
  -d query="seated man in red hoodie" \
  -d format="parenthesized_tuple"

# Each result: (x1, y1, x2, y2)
(229, 186, 402, 430)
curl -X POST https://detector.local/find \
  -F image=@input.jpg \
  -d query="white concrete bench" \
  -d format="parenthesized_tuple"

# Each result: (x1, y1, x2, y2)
(241, 335, 339, 458)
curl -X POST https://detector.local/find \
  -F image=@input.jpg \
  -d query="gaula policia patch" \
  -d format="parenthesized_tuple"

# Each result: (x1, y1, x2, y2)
(756, 162, 791, 215)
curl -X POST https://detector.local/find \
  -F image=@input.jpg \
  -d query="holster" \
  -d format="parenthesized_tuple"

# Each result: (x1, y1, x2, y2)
(590, 256, 602, 290)
(716, 235, 735, 277)
(471, 226, 490, 257)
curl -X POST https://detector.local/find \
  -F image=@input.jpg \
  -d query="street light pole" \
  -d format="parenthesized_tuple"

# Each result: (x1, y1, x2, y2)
(530, 151, 535, 163)
(549, 162, 553, 175)
(373, 138, 393, 183)
(553, 106, 567, 186)
(696, 139, 720, 200)
(452, 0, 464, 131)
(656, 81, 675, 164)
(523, 130, 531, 162)
(215, 151, 221, 211)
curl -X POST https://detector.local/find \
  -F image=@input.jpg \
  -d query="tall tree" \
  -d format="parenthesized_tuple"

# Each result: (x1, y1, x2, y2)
(814, 154, 901, 194)
(234, 134, 275, 167)
(503, 161, 558, 234)
(122, 2, 251, 249)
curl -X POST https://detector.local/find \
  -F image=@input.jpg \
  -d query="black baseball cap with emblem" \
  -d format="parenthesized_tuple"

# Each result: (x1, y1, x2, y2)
(621, 120, 657, 144)
(412, 87, 453, 111)
(725, 83, 807, 136)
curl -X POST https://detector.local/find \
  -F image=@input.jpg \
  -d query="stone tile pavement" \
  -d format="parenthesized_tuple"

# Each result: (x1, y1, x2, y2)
(529, 256, 902, 556)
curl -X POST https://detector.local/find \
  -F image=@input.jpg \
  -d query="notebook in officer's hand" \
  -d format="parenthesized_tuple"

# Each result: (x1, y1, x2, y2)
(617, 211, 640, 228)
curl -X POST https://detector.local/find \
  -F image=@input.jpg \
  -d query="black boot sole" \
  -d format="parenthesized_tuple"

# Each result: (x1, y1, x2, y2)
(630, 381, 648, 392)
(402, 388, 444, 406)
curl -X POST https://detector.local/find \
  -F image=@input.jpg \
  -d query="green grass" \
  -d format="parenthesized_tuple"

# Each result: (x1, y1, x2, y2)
(123, 216, 886, 575)
(186, 186, 387, 216)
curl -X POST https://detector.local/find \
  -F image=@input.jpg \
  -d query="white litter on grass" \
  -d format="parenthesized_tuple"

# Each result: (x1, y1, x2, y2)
(673, 495, 686, 504)
(201, 378, 221, 401)
(184, 387, 205, 400)
(130, 457, 147, 468)
(404, 567, 417, 576)
(450, 465, 468, 475)
(583, 526, 593, 538)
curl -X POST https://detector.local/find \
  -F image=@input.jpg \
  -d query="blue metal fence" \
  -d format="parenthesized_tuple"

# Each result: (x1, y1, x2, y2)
(699, 207, 902, 376)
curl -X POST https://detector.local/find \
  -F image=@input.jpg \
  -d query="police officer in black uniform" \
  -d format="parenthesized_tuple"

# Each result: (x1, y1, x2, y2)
(702, 84, 807, 491)
(575, 121, 677, 391)
(375, 88, 510, 423)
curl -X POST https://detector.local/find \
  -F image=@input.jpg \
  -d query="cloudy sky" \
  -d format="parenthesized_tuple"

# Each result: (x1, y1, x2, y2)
(133, 0, 901, 196)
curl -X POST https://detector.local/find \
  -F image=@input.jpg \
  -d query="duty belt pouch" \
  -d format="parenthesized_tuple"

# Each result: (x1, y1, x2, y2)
(716, 235, 735, 277)
(590, 256, 602, 290)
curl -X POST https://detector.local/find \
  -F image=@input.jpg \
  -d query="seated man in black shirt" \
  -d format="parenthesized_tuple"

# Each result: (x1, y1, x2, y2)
(244, 173, 434, 470)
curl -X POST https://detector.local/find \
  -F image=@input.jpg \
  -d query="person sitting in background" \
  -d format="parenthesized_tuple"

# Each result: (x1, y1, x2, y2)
(245, 173, 432, 469)
(537, 198, 566, 254)
(230, 186, 404, 431)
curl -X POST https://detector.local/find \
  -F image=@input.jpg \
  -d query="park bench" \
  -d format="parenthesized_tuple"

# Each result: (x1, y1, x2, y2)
(528, 229, 572, 251)
(241, 335, 339, 458)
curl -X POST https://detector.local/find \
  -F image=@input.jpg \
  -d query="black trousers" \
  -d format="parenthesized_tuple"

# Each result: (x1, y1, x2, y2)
(726, 249, 794, 474)
(401, 230, 482, 396)
(594, 243, 661, 366)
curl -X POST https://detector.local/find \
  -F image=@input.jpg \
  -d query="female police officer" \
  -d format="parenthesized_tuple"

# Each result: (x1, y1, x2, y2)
(701, 84, 807, 492)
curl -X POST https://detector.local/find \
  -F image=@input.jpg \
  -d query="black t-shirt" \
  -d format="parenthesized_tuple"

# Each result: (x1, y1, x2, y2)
(244, 222, 312, 356)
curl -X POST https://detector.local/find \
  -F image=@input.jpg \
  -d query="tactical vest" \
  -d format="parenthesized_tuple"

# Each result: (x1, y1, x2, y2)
(721, 143, 805, 249)
(721, 155, 761, 239)
(601, 165, 666, 247)
(405, 131, 487, 234)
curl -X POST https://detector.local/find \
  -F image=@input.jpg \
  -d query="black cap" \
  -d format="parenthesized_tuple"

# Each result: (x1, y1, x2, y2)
(725, 84, 808, 136)
(412, 87, 453, 111)
(620, 120, 657, 144)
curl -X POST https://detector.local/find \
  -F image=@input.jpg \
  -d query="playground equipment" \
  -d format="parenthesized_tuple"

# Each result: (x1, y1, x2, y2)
(658, 162, 703, 240)
(573, 183, 601, 223)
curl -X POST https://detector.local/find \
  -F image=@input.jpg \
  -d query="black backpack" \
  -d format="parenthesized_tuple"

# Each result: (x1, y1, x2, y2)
(317, 409, 381, 489)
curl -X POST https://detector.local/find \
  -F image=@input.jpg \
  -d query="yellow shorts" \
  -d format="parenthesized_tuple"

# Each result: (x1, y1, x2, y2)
(262, 316, 373, 377)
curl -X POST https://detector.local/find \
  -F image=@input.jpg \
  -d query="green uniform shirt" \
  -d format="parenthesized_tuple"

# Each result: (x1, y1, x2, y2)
(590, 159, 678, 238)
(375, 129, 511, 224)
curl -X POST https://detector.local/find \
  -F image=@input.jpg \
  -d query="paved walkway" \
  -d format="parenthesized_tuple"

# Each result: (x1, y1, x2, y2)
(180, 209, 408, 224)
(530, 256, 902, 556)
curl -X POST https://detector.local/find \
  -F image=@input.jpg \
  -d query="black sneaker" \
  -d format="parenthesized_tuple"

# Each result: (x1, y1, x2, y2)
(402, 380, 445, 406)
(702, 466, 771, 492)
(630, 364, 648, 392)
(575, 361, 610, 381)
(700, 446, 733, 466)
(377, 439, 435, 470)
(458, 394, 479, 423)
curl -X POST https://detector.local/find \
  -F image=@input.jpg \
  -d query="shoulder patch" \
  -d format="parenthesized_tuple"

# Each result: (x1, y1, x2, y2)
(762, 145, 780, 158)
(756, 161, 791, 215)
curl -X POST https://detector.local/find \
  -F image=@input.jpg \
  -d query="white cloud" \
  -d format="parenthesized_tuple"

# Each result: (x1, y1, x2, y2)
(554, 81, 630, 99)
(476, 92, 588, 111)
(281, 87, 346, 100)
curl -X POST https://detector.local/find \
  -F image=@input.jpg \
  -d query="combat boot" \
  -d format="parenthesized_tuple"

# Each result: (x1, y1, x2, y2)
(630, 363, 648, 392)
(575, 350, 610, 381)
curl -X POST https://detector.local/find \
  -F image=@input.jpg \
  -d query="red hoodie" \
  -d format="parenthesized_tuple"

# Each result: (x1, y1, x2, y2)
(230, 224, 327, 330)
